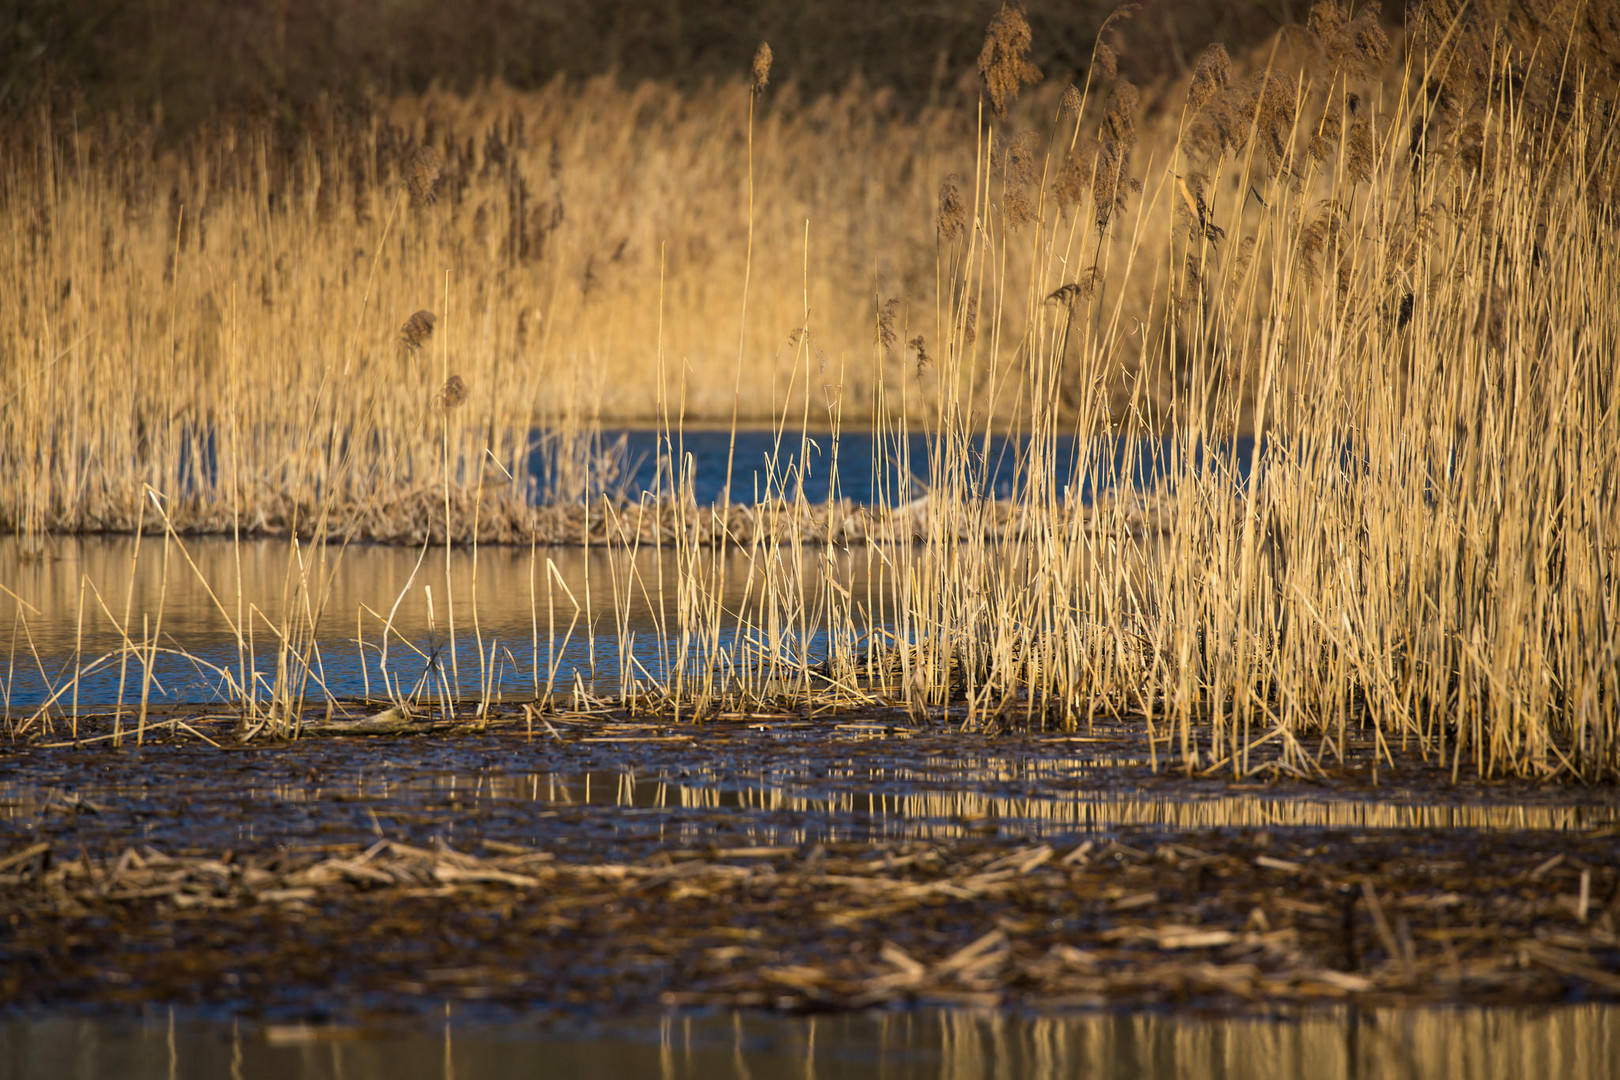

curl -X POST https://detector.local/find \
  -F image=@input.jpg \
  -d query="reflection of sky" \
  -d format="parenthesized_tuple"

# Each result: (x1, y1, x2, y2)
(0, 539, 888, 708)
(1, 428, 1256, 708)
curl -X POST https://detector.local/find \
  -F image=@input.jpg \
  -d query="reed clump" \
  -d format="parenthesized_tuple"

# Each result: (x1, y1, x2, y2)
(3, 1, 1617, 784)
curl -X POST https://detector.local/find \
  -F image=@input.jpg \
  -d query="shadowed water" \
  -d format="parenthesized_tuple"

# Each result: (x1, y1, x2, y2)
(5, 732, 1616, 855)
(3, 1004, 1615, 1080)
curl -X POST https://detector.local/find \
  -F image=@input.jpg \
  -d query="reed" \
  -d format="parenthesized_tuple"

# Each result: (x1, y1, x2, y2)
(2, 2, 1617, 781)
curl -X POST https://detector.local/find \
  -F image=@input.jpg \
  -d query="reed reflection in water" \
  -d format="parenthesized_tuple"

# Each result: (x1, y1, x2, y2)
(0, 536, 889, 708)
(7, 759, 1612, 852)
(2, 1004, 1613, 1079)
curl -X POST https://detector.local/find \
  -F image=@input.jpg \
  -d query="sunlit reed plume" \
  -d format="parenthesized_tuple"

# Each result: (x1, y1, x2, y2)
(978, 2, 1041, 119)
(752, 42, 773, 94)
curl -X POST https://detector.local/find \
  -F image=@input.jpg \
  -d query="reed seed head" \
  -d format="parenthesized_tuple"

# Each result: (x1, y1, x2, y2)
(1186, 44, 1230, 113)
(1048, 282, 1079, 307)
(1225, 234, 1257, 306)
(752, 42, 773, 94)
(1101, 80, 1139, 150)
(1345, 115, 1375, 185)
(979, 3, 1042, 119)
(1094, 81, 1140, 231)
(1003, 130, 1040, 229)
(438, 374, 468, 410)
(1060, 84, 1083, 119)
(937, 175, 966, 241)
(406, 145, 443, 206)
(1094, 42, 1118, 83)
(1310, 2, 1391, 78)
(1297, 203, 1337, 288)
(400, 309, 436, 352)
(875, 297, 900, 352)
(1053, 137, 1097, 212)
(909, 335, 932, 376)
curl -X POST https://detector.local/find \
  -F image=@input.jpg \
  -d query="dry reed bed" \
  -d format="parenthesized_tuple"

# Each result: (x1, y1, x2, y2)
(0, 73, 972, 539)
(3, 2, 1619, 783)
(3, 827, 1617, 1012)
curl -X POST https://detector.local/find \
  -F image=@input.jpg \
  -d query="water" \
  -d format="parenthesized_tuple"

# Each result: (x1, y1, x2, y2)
(0, 537, 885, 709)
(583, 428, 1252, 505)
(3, 1005, 1615, 1079)
(0, 427, 1260, 710)
(6, 724, 1616, 856)
(5, 428, 1615, 1072)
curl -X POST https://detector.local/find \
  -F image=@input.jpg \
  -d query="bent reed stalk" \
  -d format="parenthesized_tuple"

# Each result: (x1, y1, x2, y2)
(2, 2, 1617, 781)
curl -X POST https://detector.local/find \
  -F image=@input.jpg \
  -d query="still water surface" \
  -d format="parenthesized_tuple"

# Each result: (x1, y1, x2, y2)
(1, 428, 1253, 710)
(3, 1005, 1613, 1080)
(0, 537, 883, 709)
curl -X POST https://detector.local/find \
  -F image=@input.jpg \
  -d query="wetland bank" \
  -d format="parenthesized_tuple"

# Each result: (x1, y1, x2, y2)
(4, 0, 1620, 1074)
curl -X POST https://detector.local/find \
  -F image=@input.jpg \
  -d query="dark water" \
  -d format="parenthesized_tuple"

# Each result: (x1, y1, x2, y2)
(4, 1004, 1615, 1080)
(5, 732, 1616, 855)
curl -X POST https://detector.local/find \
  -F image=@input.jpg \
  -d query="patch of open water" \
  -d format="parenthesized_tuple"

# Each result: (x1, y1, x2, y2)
(0, 428, 1241, 710)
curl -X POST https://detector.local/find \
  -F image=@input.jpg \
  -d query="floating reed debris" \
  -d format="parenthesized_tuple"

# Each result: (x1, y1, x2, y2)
(5, 827, 1617, 1012)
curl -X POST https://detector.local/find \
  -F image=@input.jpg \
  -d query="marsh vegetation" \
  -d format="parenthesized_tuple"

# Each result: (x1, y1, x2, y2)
(2, 0, 1617, 787)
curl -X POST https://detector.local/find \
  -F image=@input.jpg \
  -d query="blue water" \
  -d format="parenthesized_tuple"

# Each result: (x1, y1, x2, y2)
(2, 429, 1265, 709)
(533, 428, 1260, 505)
